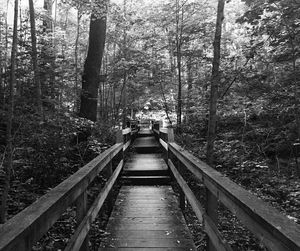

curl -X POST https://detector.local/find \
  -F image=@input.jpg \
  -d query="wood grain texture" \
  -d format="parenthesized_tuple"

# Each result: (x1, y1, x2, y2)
(99, 186, 196, 250)
(0, 143, 123, 251)
(168, 142, 300, 251)
(132, 137, 160, 149)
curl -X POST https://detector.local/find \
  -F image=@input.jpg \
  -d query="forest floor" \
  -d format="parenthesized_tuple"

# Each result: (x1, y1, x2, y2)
(0, 110, 116, 250)
(176, 115, 300, 251)
(1, 112, 299, 250)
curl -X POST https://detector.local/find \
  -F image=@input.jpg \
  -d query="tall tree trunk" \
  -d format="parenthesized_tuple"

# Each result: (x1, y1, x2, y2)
(122, 73, 127, 128)
(0, 9, 3, 108)
(185, 57, 193, 123)
(121, 0, 128, 128)
(2, 0, 9, 109)
(80, 0, 107, 121)
(28, 0, 43, 117)
(175, 0, 184, 133)
(206, 0, 225, 165)
(0, 0, 18, 224)
(41, 0, 56, 100)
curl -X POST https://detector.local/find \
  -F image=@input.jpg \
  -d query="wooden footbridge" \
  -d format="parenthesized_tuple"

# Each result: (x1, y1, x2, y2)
(0, 122, 300, 251)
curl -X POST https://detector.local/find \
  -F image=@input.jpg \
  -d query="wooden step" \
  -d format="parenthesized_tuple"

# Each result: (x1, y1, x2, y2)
(138, 128, 153, 137)
(132, 137, 161, 153)
(121, 176, 171, 185)
(123, 169, 169, 176)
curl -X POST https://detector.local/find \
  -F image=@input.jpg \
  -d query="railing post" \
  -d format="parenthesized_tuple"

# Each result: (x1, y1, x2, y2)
(106, 161, 113, 212)
(159, 120, 163, 129)
(76, 191, 89, 251)
(179, 182, 186, 211)
(116, 130, 123, 144)
(205, 188, 218, 251)
(167, 128, 174, 162)
(116, 129, 124, 162)
(167, 128, 185, 210)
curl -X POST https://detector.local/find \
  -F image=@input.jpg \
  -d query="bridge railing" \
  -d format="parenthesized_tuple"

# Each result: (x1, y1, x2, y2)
(0, 128, 136, 251)
(153, 124, 300, 251)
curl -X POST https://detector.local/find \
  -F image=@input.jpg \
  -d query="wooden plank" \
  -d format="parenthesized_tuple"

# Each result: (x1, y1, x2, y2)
(108, 217, 185, 225)
(138, 129, 152, 135)
(133, 137, 160, 148)
(99, 248, 195, 251)
(167, 128, 174, 142)
(123, 140, 131, 151)
(0, 143, 123, 251)
(205, 188, 219, 251)
(100, 238, 196, 248)
(101, 229, 190, 239)
(65, 160, 124, 251)
(124, 154, 168, 172)
(102, 186, 196, 250)
(168, 142, 300, 251)
(116, 131, 123, 143)
(153, 128, 159, 135)
(168, 159, 204, 222)
(159, 139, 168, 150)
(122, 128, 131, 135)
(107, 223, 189, 231)
(76, 191, 88, 251)
(159, 128, 168, 134)
(110, 211, 185, 219)
(204, 215, 233, 251)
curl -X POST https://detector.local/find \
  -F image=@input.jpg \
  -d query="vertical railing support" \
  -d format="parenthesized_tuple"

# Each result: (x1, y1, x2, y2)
(167, 128, 185, 210)
(116, 130, 123, 144)
(76, 191, 88, 251)
(167, 128, 174, 162)
(106, 161, 113, 212)
(176, 159, 185, 213)
(205, 188, 218, 251)
(116, 129, 123, 155)
(159, 120, 163, 129)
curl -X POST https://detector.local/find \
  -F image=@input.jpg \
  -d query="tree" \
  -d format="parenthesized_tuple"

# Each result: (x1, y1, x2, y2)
(41, 0, 56, 100)
(28, 0, 43, 117)
(206, 0, 226, 165)
(0, 0, 18, 223)
(175, 0, 183, 132)
(80, 0, 108, 121)
(237, 0, 300, 139)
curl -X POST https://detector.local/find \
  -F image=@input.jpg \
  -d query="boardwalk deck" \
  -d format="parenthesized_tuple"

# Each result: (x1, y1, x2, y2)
(132, 136, 160, 152)
(123, 154, 168, 174)
(99, 186, 196, 251)
(99, 133, 196, 250)
(138, 128, 153, 137)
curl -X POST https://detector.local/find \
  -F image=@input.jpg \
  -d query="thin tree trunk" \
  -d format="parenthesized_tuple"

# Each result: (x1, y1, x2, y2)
(74, 9, 81, 112)
(122, 74, 127, 128)
(0, 8, 3, 108)
(175, 0, 183, 133)
(185, 58, 193, 123)
(29, 0, 43, 117)
(159, 79, 173, 127)
(1, 1, 10, 109)
(0, 0, 18, 224)
(206, 0, 225, 165)
(122, 0, 128, 128)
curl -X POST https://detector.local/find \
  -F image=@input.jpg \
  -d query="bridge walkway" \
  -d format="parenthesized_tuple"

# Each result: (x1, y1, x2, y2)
(98, 129, 196, 250)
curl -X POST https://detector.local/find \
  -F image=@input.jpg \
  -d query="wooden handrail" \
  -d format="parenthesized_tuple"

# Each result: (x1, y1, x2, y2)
(168, 142, 300, 250)
(65, 160, 124, 251)
(153, 123, 300, 251)
(0, 127, 137, 251)
(122, 128, 131, 135)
